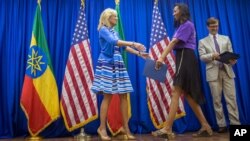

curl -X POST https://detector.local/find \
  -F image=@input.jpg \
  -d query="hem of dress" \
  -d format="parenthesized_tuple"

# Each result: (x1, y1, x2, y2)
(92, 90, 134, 94)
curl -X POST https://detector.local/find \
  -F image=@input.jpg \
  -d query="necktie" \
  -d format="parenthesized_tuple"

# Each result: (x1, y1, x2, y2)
(213, 35, 220, 53)
(213, 35, 223, 68)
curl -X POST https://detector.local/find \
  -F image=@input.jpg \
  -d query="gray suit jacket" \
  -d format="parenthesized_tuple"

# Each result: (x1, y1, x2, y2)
(199, 34, 235, 81)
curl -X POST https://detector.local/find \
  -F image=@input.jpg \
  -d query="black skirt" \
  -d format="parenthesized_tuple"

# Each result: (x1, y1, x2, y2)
(173, 48, 205, 104)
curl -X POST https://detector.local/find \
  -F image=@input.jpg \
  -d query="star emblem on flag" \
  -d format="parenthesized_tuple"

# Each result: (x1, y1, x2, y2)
(26, 46, 47, 78)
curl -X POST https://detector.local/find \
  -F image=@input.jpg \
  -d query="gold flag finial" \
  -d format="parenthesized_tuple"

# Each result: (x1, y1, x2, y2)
(37, 0, 41, 10)
(115, 0, 120, 5)
(154, 0, 158, 5)
(81, 0, 85, 7)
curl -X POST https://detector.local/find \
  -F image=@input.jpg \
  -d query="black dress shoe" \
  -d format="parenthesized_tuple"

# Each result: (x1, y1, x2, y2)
(218, 127, 228, 133)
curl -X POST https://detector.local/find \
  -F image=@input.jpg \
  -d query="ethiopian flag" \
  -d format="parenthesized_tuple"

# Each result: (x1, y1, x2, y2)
(20, 5, 60, 136)
(107, 3, 132, 136)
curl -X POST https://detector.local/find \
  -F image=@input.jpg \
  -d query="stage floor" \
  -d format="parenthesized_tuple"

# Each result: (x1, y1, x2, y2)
(1, 132, 229, 141)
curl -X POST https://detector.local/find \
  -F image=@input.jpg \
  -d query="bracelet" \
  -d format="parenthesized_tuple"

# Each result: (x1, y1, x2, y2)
(137, 51, 141, 56)
(131, 42, 135, 47)
(159, 56, 164, 61)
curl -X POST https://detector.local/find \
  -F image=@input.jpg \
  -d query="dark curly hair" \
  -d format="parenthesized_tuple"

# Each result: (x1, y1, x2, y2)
(174, 3, 191, 28)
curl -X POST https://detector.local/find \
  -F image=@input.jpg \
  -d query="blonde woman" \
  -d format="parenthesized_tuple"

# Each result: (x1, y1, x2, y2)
(91, 8, 148, 140)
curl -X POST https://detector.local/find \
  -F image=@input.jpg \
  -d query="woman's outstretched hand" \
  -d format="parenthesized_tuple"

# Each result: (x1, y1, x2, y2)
(134, 42, 146, 52)
(139, 52, 150, 59)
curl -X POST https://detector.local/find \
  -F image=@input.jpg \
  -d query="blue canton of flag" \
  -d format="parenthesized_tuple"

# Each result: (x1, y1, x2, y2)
(72, 7, 89, 45)
(150, 5, 168, 47)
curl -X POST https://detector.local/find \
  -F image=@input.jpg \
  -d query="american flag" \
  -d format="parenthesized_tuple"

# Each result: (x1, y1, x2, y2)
(60, 6, 98, 131)
(147, 3, 185, 129)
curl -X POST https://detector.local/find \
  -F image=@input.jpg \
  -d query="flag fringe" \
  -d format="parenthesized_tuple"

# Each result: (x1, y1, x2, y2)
(60, 101, 98, 132)
(147, 98, 186, 129)
(20, 103, 60, 136)
(107, 94, 131, 136)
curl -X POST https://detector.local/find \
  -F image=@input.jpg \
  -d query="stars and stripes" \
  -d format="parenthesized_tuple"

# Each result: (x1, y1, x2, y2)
(60, 6, 98, 131)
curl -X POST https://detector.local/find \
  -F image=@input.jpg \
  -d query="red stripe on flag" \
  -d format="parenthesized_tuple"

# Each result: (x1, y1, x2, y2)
(148, 80, 166, 122)
(61, 98, 73, 127)
(77, 42, 96, 115)
(150, 48, 171, 113)
(83, 41, 94, 80)
(148, 95, 160, 125)
(21, 76, 52, 134)
(164, 38, 170, 45)
(62, 78, 80, 126)
(66, 54, 89, 120)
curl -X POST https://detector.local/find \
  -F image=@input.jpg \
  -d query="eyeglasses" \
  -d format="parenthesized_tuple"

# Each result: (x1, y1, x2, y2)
(209, 25, 218, 28)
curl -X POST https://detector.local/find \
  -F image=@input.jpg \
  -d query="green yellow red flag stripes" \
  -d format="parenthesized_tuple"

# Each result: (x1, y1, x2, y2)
(20, 5, 60, 136)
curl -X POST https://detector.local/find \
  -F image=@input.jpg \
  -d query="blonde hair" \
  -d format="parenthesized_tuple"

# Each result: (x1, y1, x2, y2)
(98, 8, 117, 30)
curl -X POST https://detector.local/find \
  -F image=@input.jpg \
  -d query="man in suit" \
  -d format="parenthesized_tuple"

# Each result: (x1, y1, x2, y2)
(198, 17, 240, 133)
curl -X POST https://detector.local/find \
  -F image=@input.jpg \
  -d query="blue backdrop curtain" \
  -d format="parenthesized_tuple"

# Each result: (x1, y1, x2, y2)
(0, 0, 249, 138)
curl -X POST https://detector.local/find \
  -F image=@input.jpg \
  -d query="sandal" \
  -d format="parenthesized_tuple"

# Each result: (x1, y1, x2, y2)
(97, 128, 111, 141)
(192, 128, 213, 137)
(120, 127, 136, 140)
(152, 129, 175, 139)
(125, 134, 136, 140)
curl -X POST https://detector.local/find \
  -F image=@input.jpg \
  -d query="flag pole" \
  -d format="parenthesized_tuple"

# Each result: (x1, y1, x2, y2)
(81, 0, 85, 7)
(108, 0, 129, 140)
(26, 0, 43, 140)
(74, 1, 90, 139)
(154, 0, 158, 5)
(115, 0, 120, 5)
(37, 0, 41, 10)
(74, 128, 91, 140)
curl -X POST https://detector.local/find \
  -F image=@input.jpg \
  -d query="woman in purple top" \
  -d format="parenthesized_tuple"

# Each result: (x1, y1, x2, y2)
(152, 3, 213, 139)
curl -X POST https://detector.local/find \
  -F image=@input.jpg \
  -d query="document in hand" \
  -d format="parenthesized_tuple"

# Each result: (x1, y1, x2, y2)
(217, 51, 240, 64)
(143, 59, 167, 82)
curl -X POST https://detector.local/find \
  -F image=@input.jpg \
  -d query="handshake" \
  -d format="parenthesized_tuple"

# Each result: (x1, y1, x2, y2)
(130, 42, 149, 59)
